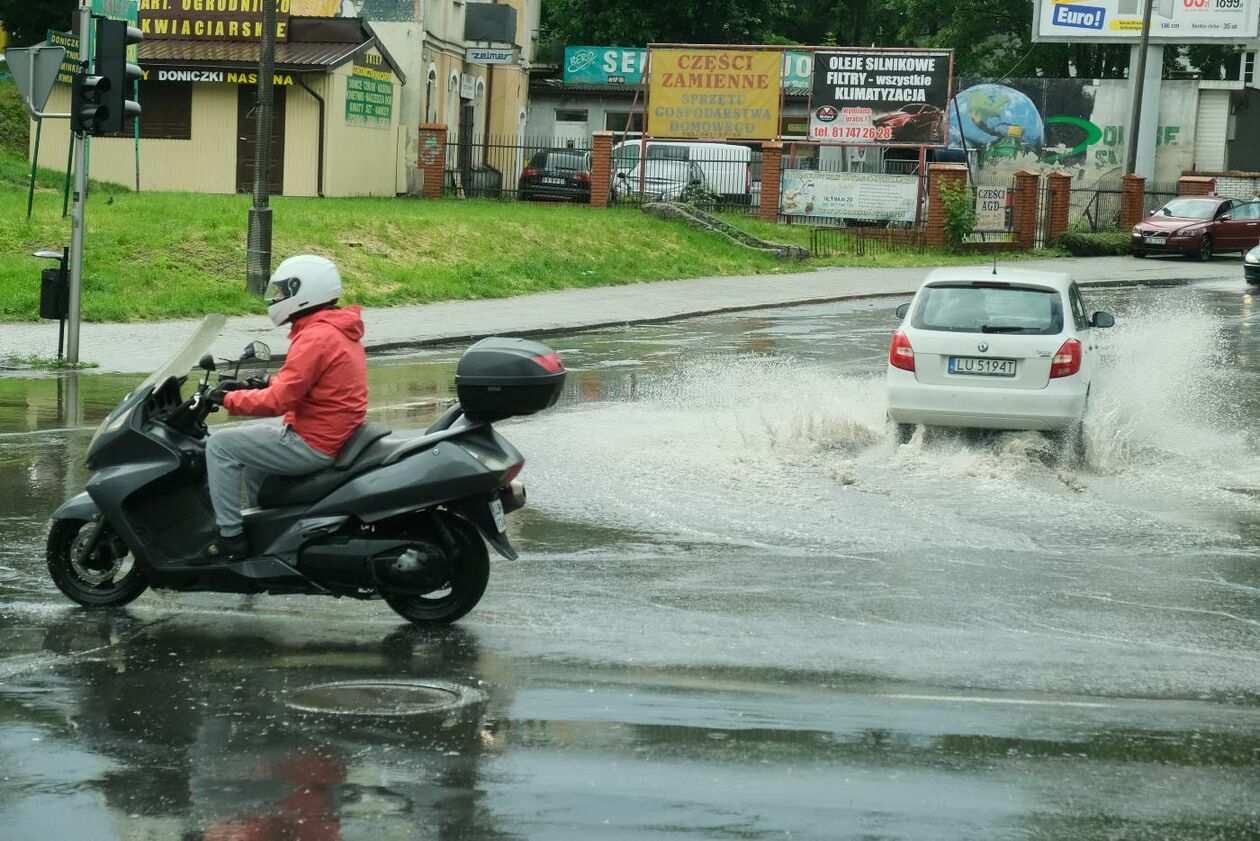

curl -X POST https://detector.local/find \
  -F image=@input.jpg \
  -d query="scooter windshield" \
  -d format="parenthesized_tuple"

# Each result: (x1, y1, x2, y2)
(90, 314, 227, 447)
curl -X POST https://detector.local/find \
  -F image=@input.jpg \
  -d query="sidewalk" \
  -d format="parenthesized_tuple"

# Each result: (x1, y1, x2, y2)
(0, 256, 1235, 373)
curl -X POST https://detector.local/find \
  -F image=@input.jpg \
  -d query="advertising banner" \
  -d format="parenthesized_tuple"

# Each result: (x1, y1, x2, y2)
(647, 48, 781, 140)
(809, 49, 952, 146)
(975, 186, 1010, 230)
(139, 0, 293, 42)
(1033, 0, 1259, 43)
(781, 170, 920, 222)
(47, 30, 80, 85)
(345, 51, 393, 128)
(564, 47, 649, 85)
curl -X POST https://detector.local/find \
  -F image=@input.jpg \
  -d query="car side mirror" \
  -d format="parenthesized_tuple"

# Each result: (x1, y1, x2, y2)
(895, 302, 910, 319)
(616, 172, 627, 180)
(1220, 214, 1232, 221)
(1090, 311, 1115, 329)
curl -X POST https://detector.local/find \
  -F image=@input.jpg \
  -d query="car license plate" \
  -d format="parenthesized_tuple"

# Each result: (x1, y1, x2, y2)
(542, 177, 565, 185)
(949, 356, 1017, 377)
(1144, 235, 1162, 244)
(489, 498, 507, 533)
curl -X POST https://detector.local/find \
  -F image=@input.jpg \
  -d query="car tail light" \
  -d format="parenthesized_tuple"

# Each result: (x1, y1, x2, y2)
(574, 172, 591, 184)
(532, 352, 565, 373)
(522, 167, 537, 178)
(889, 331, 915, 371)
(503, 462, 524, 485)
(1050, 338, 1082, 378)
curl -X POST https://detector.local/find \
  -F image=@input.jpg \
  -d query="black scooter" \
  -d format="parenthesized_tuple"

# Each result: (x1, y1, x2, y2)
(46, 316, 566, 625)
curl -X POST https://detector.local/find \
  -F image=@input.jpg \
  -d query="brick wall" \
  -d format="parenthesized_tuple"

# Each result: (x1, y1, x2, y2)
(1177, 175, 1216, 196)
(1120, 174, 1146, 230)
(591, 131, 613, 209)
(416, 124, 447, 200)
(925, 164, 967, 249)
(1011, 171, 1040, 251)
(1213, 174, 1260, 199)
(760, 142, 784, 223)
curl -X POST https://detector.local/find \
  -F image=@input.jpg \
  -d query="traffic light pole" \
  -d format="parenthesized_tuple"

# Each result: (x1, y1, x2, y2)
(66, 0, 93, 366)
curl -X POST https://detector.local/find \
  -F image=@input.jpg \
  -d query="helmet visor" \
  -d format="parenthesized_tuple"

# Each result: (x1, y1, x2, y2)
(265, 277, 302, 308)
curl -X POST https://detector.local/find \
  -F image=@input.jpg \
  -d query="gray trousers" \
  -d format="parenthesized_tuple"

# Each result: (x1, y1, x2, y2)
(206, 422, 333, 535)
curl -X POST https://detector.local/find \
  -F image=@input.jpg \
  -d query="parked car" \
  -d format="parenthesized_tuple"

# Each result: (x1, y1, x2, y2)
(1131, 196, 1260, 260)
(518, 149, 592, 203)
(613, 160, 707, 203)
(873, 103, 944, 143)
(612, 140, 752, 205)
(1245, 244, 1260, 285)
(886, 268, 1115, 452)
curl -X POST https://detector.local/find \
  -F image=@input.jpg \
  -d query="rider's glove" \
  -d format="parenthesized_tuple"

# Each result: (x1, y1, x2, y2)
(244, 375, 270, 389)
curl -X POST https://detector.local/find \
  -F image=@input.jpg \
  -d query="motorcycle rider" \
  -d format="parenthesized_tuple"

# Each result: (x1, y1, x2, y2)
(193, 255, 368, 564)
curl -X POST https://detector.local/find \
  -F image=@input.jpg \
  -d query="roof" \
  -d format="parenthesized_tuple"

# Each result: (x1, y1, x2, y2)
(922, 267, 1074, 290)
(137, 17, 405, 82)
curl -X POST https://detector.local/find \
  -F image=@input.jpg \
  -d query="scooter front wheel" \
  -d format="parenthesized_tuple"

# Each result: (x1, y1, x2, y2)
(47, 518, 149, 608)
(383, 514, 489, 626)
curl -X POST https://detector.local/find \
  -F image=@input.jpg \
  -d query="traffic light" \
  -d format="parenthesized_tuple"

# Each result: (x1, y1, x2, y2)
(71, 68, 111, 135)
(93, 17, 143, 135)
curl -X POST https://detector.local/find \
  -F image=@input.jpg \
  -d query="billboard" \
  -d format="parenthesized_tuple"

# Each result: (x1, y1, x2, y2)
(565, 46, 812, 94)
(1033, 0, 1259, 43)
(140, 0, 293, 42)
(781, 170, 920, 222)
(809, 49, 952, 146)
(647, 48, 781, 140)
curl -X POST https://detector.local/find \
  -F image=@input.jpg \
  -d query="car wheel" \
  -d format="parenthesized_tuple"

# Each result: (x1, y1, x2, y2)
(1132, 249, 1147, 258)
(1196, 235, 1213, 262)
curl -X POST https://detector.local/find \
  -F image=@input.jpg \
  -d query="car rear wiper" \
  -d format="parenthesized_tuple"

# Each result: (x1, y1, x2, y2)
(980, 325, 1028, 333)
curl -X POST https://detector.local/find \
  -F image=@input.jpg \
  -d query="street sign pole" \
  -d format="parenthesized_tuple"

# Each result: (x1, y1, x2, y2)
(67, 0, 93, 365)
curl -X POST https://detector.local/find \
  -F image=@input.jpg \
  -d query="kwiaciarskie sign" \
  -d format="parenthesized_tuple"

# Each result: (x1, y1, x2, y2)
(138, 0, 293, 42)
(809, 49, 952, 146)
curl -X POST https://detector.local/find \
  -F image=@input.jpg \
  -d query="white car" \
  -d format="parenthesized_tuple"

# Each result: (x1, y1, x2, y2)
(613, 160, 707, 202)
(885, 268, 1115, 444)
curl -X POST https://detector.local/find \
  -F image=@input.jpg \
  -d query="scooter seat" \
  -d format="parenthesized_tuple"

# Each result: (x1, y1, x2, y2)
(256, 423, 397, 508)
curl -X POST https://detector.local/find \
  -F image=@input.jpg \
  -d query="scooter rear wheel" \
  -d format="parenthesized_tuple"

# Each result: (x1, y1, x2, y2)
(47, 518, 149, 608)
(383, 514, 489, 626)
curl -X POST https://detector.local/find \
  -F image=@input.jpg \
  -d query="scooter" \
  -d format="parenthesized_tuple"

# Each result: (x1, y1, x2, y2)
(46, 315, 566, 625)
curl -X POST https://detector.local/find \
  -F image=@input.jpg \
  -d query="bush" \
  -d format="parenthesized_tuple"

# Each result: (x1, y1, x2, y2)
(1057, 229, 1130, 256)
(938, 179, 977, 252)
(680, 180, 720, 211)
(0, 76, 30, 156)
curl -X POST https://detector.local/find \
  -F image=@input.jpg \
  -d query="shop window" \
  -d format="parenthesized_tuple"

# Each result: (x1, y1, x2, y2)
(605, 112, 643, 133)
(112, 80, 192, 140)
(555, 109, 588, 123)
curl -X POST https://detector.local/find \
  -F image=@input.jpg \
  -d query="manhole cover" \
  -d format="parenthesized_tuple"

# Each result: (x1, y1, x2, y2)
(284, 680, 484, 716)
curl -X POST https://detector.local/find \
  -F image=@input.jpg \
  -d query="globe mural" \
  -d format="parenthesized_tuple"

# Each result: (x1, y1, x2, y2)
(948, 84, 1045, 151)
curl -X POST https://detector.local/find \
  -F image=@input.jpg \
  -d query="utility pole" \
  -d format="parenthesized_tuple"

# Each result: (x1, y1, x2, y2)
(67, 0, 93, 365)
(245, 0, 277, 295)
(1125, 0, 1156, 175)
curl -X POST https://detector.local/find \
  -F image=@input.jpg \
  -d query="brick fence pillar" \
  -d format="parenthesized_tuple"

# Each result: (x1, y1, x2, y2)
(1011, 170, 1040, 251)
(1120, 174, 1146, 230)
(1178, 175, 1216, 196)
(925, 163, 968, 250)
(591, 131, 613, 208)
(416, 123, 447, 200)
(759, 141, 783, 222)
(1047, 171, 1072, 242)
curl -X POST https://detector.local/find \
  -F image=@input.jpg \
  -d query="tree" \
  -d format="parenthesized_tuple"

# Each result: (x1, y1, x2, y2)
(542, 0, 790, 49)
(0, 0, 75, 47)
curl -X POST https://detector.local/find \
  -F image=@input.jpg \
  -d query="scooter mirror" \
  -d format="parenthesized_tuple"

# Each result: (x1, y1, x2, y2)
(247, 341, 272, 362)
(198, 354, 216, 372)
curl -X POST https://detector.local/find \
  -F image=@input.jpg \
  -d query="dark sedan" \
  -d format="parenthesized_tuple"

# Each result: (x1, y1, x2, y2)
(1131, 196, 1260, 260)
(519, 149, 592, 203)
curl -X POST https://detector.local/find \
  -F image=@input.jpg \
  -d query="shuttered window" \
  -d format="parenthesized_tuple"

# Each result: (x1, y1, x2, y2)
(111, 81, 193, 140)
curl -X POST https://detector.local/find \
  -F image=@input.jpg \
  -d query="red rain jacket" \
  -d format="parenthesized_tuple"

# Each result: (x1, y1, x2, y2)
(224, 306, 367, 457)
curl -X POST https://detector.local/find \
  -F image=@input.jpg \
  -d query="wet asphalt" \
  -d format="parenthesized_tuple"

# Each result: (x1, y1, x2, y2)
(2, 278, 1260, 840)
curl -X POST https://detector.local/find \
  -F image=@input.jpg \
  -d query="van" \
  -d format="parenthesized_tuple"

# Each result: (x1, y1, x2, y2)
(611, 140, 753, 204)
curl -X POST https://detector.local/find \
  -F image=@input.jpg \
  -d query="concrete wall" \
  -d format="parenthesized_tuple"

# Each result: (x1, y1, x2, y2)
(322, 60, 404, 196)
(285, 77, 324, 197)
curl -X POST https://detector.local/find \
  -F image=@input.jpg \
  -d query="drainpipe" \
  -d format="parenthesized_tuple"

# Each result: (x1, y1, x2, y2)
(298, 75, 326, 197)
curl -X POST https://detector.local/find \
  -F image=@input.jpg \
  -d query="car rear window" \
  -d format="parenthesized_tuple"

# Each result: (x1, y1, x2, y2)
(911, 283, 1064, 335)
(544, 152, 588, 171)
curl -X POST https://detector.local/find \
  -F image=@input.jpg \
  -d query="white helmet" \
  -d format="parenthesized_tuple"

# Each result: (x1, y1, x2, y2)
(264, 255, 342, 326)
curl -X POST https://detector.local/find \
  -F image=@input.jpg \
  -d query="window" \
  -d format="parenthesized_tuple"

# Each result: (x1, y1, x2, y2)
(1232, 201, 1260, 220)
(111, 80, 192, 140)
(912, 284, 1064, 336)
(555, 109, 588, 123)
(425, 68, 437, 123)
(604, 111, 643, 133)
(1155, 198, 1219, 219)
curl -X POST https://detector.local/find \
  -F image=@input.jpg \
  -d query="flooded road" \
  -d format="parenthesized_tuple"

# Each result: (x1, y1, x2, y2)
(2, 279, 1260, 839)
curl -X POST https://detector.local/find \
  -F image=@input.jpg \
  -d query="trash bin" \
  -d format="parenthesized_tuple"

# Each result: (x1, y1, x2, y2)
(40, 267, 69, 320)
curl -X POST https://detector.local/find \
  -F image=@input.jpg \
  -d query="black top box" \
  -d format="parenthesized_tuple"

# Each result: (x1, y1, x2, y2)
(455, 337, 566, 422)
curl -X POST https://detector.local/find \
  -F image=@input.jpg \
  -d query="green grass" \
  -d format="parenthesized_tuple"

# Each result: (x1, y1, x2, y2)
(0, 75, 29, 157)
(1, 353, 98, 370)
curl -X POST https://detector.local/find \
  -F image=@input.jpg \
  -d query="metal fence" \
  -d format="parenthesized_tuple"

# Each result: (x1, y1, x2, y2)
(609, 140, 760, 213)
(810, 226, 925, 258)
(445, 134, 594, 203)
(1069, 181, 1124, 232)
(1144, 181, 1180, 216)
